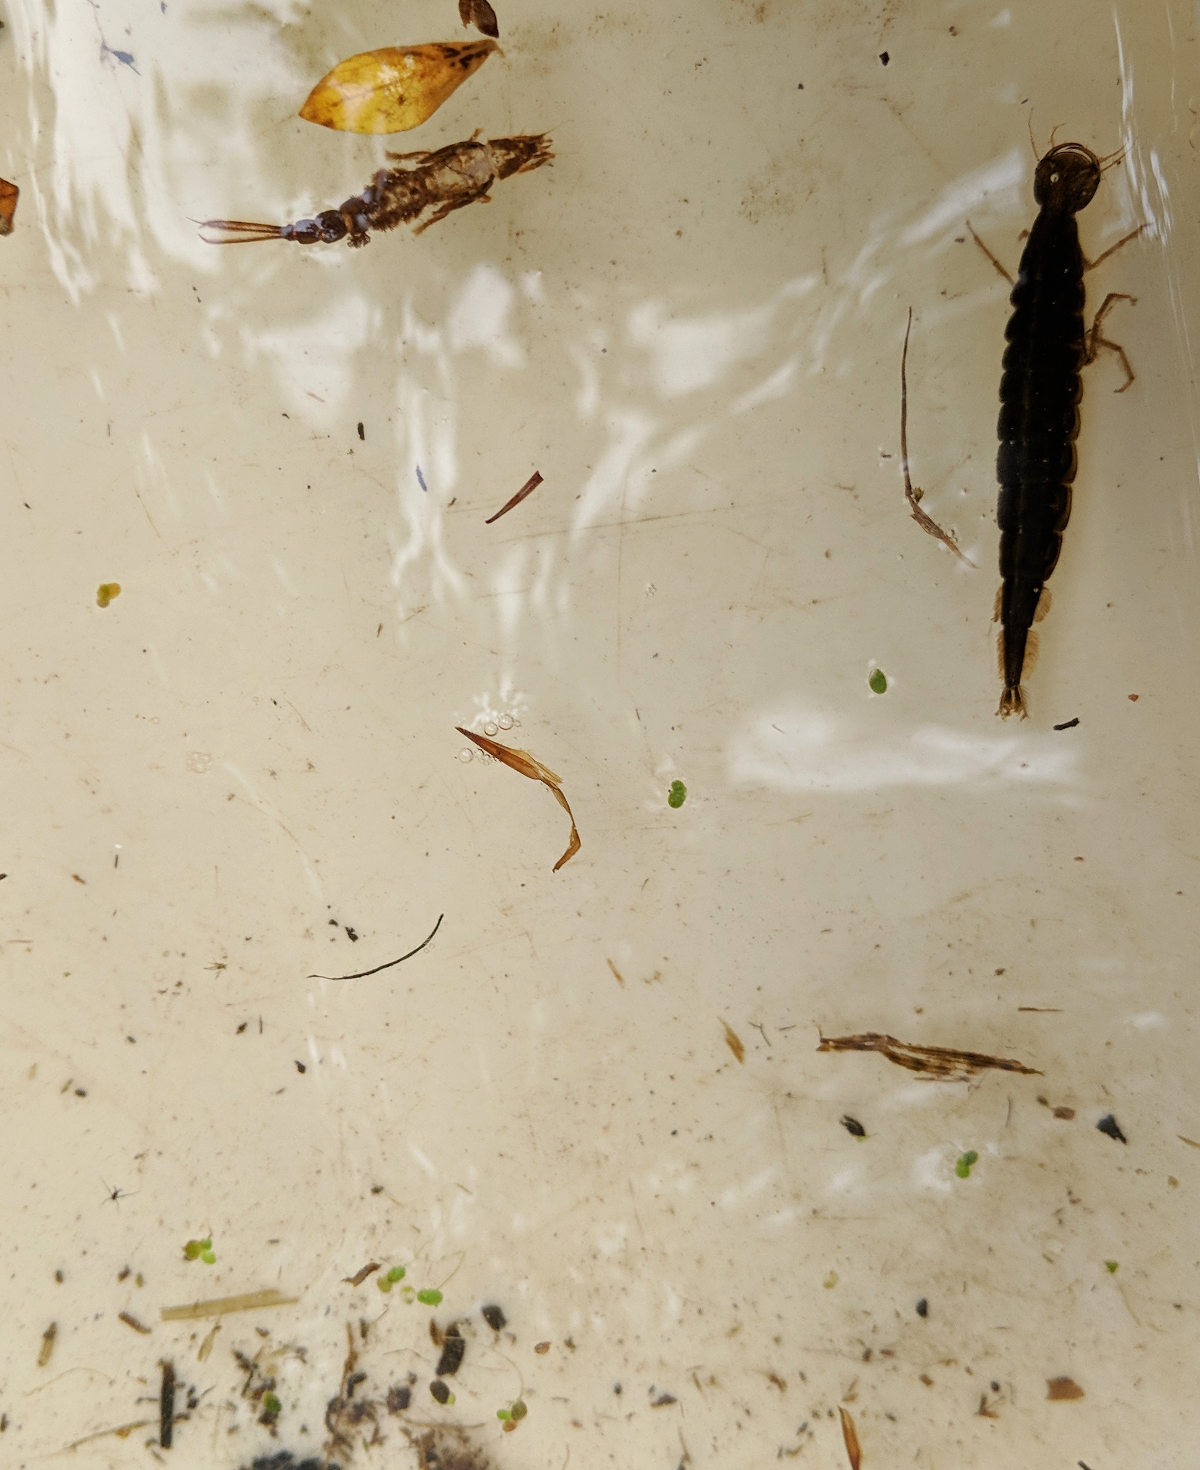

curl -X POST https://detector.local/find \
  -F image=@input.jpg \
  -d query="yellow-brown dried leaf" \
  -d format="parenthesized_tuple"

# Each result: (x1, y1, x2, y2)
(299, 41, 497, 135)
(456, 726, 580, 871)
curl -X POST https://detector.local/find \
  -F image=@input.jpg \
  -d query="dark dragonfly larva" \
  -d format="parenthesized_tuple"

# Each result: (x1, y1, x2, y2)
(990, 141, 1140, 718)
(197, 133, 553, 249)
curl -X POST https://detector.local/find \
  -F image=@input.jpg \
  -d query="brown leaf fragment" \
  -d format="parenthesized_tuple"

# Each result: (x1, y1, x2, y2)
(343, 1261, 381, 1287)
(456, 726, 580, 870)
(0, 176, 17, 236)
(459, 0, 500, 38)
(900, 310, 976, 566)
(721, 1020, 745, 1063)
(817, 1030, 1040, 1081)
(838, 1405, 862, 1470)
(1046, 1376, 1085, 1401)
(485, 470, 543, 524)
(118, 1310, 151, 1334)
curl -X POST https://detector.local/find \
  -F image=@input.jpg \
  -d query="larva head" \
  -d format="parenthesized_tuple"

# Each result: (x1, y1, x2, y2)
(1034, 143, 1102, 215)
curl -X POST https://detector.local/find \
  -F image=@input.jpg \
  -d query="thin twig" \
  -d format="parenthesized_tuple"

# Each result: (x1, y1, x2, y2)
(900, 309, 976, 567)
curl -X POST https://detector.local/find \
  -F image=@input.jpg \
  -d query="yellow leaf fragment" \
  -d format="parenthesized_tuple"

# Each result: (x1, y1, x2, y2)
(96, 582, 121, 607)
(456, 725, 580, 871)
(721, 1020, 745, 1064)
(300, 41, 498, 134)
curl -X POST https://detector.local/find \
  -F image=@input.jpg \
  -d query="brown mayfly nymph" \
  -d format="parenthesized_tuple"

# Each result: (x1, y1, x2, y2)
(983, 141, 1141, 719)
(198, 133, 553, 248)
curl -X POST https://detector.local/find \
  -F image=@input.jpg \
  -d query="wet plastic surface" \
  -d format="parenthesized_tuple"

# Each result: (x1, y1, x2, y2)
(2, 1, 1199, 1467)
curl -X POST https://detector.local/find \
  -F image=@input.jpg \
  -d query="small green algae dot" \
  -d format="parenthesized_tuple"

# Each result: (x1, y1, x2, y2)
(200, 1248, 216, 1264)
(377, 1276, 392, 1293)
(510, 1400, 527, 1421)
(954, 1150, 979, 1178)
(183, 1236, 212, 1261)
(1105, 1260, 1119, 1274)
(868, 668, 888, 695)
(667, 780, 687, 809)
(497, 1409, 511, 1421)
(387, 1266, 405, 1282)
(416, 1287, 443, 1306)
(263, 1393, 281, 1415)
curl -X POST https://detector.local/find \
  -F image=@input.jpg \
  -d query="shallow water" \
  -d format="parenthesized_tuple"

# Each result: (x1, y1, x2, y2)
(2, 1, 1199, 1467)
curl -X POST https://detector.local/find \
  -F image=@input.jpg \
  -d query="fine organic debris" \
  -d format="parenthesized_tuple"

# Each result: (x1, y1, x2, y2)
(721, 1020, 746, 1064)
(840, 1115, 866, 1138)
(1046, 1375, 1085, 1401)
(343, 1262, 381, 1287)
(899, 309, 976, 566)
(455, 726, 580, 870)
(38, 1321, 56, 1366)
(838, 1405, 862, 1470)
(299, 41, 497, 134)
(119, 1310, 151, 1333)
(485, 469, 543, 524)
(96, 582, 121, 607)
(0, 176, 17, 235)
(161, 1289, 298, 1321)
(1096, 1113, 1127, 1143)
(460, 0, 499, 37)
(817, 1030, 1040, 1080)
(309, 914, 443, 980)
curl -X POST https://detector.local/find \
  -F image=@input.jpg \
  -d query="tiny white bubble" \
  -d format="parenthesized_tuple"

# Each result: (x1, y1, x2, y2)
(484, 721, 498, 736)
(457, 748, 474, 764)
(497, 714, 513, 730)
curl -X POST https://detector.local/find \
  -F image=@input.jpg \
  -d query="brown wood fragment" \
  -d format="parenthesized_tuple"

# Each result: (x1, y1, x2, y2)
(343, 1261, 381, 1287)
(118, 1310, 151, 1334)
(159, 1359, 176, 1448)
(1046, 1375, 1084, 1401)
(838, 1405, 862, 1469)
(37, 1321, 56, 1366)
(485, 470, 543, 523)
(606, 958, 625, 986)
(721, 1020, 745, 1064)
(459, 0, 499, 37)
(817, 1030, 1040, 1080)
(456, 725, 580, 870)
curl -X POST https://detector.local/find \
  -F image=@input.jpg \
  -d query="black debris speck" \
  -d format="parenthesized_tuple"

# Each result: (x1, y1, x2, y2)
(435, 1325, 465, 1378)
(879, 50, 889, 65)
(481, 1303, 507, 1330)
(840, 1114, 866, 1138)
(916, 1297, 928, 1317)
(1053, 717, 1080, 731)
(1097, 1113, 1127, 1143)
(429, 1379, 451, 1404)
